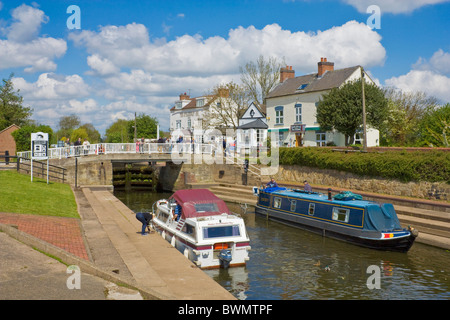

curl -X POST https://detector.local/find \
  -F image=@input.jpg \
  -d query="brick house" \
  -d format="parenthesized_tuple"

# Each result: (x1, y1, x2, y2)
(0, 124, 20, 156)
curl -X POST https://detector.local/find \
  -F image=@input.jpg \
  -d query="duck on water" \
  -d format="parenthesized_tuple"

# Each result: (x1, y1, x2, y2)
(254, 185, 418, 252)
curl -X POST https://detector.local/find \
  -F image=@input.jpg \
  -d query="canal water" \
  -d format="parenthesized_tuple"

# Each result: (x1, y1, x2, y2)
(114, 190, 450, 300)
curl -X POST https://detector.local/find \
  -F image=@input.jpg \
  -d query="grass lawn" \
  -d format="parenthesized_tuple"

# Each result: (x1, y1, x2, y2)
(0, 170, 79, 219)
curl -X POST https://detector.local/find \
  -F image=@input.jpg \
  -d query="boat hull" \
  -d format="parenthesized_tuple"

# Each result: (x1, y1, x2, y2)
(255, 204, 416, 253)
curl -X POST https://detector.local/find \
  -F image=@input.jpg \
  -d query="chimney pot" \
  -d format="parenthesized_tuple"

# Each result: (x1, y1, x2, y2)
(280, 65, 295, 83)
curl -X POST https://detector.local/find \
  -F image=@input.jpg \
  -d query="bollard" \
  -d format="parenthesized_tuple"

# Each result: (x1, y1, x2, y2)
(5, 150, 9, 165)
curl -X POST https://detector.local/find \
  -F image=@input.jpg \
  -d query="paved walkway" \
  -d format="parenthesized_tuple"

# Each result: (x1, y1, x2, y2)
(0, 186, 235, 300)
(0, 213, 89, 260)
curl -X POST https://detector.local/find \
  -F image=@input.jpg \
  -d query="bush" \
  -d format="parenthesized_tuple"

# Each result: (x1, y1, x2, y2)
(279, 147, 450, 183)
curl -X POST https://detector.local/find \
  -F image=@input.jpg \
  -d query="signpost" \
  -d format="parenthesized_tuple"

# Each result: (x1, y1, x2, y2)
(31, 132, 49, 183)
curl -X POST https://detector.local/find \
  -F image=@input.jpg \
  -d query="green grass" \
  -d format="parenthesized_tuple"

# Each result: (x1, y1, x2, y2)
(0, 171, 79, 218)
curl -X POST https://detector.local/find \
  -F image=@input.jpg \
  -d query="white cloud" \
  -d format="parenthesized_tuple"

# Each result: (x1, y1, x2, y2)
(0, 4, 66, 73)
(70, 20, 385, 78)
(342, 0, 450, 14)
(385, 49, 450, 103)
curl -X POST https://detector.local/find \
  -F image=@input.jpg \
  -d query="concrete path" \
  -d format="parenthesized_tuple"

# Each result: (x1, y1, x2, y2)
(0, 186, 235, 300)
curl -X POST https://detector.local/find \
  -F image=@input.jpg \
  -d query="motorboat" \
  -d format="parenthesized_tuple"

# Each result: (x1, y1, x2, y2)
(254, 186, 417, 252)
(152, 189, 251, 269)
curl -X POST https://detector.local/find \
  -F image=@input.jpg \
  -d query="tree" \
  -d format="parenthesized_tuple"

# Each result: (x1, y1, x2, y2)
(203, 82, 250, 131)
(382, 89, 438, 146)
(127, 113, 159, 141)
(70, 127, 88, 142)
(12, 124, 53, 152)
(316, 79, 388, 145)
(240, 55, 284, 111)
(105, 119, 131, 143)
(79, 123, 101, 143)
(419, 103, 450, 147)
(56, 114, 81, 141)
(0, 74, 33, 131)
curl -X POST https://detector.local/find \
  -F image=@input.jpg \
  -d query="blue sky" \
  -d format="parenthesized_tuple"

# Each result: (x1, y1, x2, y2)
(1, 0, 450, 135)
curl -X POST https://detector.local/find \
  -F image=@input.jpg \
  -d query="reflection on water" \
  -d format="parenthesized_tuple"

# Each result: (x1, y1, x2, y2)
(114, 190, 450, 300)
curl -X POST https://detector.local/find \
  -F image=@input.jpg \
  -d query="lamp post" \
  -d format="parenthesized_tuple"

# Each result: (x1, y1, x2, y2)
(361, 67, 368, 152)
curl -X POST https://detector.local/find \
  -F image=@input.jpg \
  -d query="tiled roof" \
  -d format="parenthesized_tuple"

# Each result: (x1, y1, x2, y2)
(266, 66, 360, 99)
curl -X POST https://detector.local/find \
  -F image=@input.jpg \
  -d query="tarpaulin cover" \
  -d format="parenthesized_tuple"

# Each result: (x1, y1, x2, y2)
(364, 203, 403, 231)
(169, 189, 231, 219)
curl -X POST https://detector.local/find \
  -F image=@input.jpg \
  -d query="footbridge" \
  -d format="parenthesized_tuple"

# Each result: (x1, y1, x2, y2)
(16, 143, 263, 188)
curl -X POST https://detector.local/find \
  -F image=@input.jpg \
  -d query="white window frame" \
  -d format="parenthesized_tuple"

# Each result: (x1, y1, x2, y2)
(332, 207, 350, 223)
(316, 132, 326, 147)
(295, 104, 302, 123)
(274, 197, 282, 209)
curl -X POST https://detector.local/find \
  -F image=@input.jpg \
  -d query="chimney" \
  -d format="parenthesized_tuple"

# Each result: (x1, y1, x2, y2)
(318, 57, 334, 77)
(179, 92, 190, 100)
(280, 65, 295, 83)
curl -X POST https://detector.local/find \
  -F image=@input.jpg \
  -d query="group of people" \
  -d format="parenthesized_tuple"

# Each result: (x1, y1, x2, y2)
(64, 137, 91, 156)
(266, 178, 312, 192)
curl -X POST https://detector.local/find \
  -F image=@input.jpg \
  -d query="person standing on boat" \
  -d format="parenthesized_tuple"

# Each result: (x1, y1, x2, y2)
(135, 212, 152, 235)
(304, 180, 312, 192)
(266, 178, 279, 188)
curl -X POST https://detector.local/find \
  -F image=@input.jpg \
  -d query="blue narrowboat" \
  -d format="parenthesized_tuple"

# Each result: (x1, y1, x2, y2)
(254, 187, 418, 252)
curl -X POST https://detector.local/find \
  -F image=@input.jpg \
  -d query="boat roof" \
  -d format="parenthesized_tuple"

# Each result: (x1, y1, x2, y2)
(170, 189, 231, 218)
(264, 187, 373, 208)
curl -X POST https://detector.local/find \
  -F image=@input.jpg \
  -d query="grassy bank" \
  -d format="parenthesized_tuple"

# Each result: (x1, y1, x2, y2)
(279, 147, 450, 183)
(0, 171, 79, 218)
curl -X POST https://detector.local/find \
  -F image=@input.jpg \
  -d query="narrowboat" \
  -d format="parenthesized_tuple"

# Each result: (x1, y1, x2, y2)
(254, 186, 417, 252)
(152, 189, 251, 269)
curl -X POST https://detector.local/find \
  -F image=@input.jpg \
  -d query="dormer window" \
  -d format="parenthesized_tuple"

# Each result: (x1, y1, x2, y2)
(176, 102, 182, 109)
(196, 98, 204, 107)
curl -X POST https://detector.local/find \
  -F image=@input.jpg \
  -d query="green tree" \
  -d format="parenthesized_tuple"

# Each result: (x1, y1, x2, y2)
(127, 113, 159, 141)
(79, 123, 101, 143)
(419, 103, 450, 147)
(56, 114, 80, 141)
(316, 78, 388, 145)
(0, 74, 33, 131)
(105, 119, 131, 143)
(70, 127, 89, 142)
(12, 124, 53, 152)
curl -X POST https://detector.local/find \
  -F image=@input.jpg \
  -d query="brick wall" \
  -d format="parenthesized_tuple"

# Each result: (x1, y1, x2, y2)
(0, 125, 19, 156)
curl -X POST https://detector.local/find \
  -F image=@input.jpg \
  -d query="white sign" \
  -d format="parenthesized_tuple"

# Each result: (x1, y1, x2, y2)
(31, 132, 49, 160)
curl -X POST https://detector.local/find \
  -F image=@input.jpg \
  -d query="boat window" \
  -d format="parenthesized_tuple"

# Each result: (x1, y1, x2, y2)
(274, 197, 282, 209)
(332, 207, 350, 223)
(194, 203, 219, 212)
(203, 225, 240, 239)
(290, 200, 296, 212)
(158, 210, 169, 223)
(181, 223, 196, 237)
(308, 203, 315, 215)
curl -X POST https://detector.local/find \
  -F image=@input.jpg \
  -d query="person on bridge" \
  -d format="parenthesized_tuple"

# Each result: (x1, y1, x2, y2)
(135, 212, 153, 235)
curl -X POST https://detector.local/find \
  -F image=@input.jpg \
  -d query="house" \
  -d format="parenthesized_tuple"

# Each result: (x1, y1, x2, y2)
(169, 93, 211, 142)
(0, 124, 20, 156)
(265, 58, 380, 147)
(236, 102, 268, 154)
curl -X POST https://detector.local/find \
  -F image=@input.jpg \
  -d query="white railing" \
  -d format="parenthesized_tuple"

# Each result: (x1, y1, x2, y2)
(17, 143, 214, 160)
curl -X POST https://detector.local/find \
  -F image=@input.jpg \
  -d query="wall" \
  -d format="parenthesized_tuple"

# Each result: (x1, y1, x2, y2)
(0, 125, 19, 156)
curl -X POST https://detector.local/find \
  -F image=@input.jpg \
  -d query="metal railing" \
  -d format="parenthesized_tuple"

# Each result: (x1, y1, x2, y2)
(17, 143, 214, 160)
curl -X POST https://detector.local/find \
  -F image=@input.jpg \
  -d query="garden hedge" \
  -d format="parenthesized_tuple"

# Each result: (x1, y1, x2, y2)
(278, 147, 450, 183)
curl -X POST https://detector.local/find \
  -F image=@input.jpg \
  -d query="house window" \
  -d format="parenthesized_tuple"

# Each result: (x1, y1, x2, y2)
(332, 207, 350, 223)
(355, 132, 363, 145)
(275, 106, 284, 125)
(316, 132, 326, 147)
(274, 197, 282, 209)
(295, 104, 302, 123)
(290, 200, 296, 212)
(176, 120, 181, 129)
(196, 98, 204, 107)
(279, 131, 284, 146)
(187, 118, 191, 129)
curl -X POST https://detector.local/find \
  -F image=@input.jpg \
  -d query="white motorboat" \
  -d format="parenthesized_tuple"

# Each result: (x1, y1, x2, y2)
(151, 189, 251, 269)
